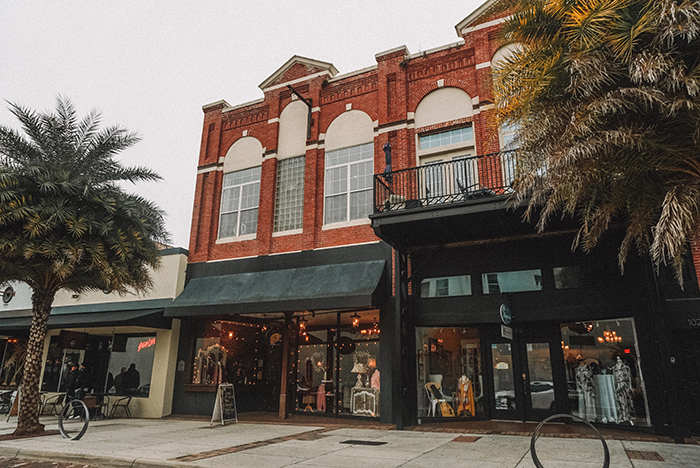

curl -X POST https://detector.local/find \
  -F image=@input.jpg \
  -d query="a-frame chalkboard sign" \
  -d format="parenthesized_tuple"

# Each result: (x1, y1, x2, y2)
(211, 383, 238, 425)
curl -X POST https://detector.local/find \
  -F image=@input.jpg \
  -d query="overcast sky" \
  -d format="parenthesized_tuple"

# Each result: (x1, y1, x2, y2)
(1, 0, 484, 248)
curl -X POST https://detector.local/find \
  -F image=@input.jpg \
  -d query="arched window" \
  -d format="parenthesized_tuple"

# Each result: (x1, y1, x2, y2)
(414, 88, 476, 201)
(218, 137, 263, 239)
(274, 100, 307, 233)
(323, 110, 374, 225)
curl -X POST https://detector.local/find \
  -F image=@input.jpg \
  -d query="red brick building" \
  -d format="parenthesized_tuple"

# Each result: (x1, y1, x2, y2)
(167, 1, 700, 437)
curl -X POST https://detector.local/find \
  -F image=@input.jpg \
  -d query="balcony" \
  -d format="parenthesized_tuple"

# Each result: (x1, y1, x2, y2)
(373, 151, 516, 214)
(370, 151, 543, 249)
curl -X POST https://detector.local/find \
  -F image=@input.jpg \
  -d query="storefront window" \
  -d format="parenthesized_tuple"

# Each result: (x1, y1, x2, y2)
(192, 320, 262, 387)
(338, 334, 379, 417)
(0, 337, 26, 388)
(482, 269, 542, 294)
(561, 318, 650, 426)
(420, 275, 472, 297)
(297, 332, 330, 412)
(416, 327, 483, 418)
(41, 333, 156, 397)
(106, 335, 156, 397)
(295, 311, 380, 417)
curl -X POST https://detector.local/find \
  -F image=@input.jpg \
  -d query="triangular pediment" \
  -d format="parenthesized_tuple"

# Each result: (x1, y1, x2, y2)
(259, 56, 338, 91)
(454, 0, 501, 36)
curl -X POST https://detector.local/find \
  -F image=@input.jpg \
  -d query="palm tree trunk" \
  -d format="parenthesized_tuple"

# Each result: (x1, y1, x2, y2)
(13, 289, 54, 436)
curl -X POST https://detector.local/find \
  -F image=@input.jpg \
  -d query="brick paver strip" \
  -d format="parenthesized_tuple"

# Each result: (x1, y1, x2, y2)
(626, 450, 664, 461)
(172, 428, 333, 462)
(451, 435, 481, 443)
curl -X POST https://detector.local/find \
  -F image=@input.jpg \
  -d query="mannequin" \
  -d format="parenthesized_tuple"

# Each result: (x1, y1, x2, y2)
(612, 356, 634, 424)
(456, 375, 475, 417)
(575, 358, 596, 421)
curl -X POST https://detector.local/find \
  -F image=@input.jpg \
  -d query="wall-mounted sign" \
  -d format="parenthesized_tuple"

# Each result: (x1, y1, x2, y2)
(501, 325, 513, 340)
(500, 304, 512, 326)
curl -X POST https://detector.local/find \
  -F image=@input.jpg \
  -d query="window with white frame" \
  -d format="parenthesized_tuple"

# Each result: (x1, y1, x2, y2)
(324, 143, 374, 224)
(419, 126, 473, 150)
(218, 166, 261, 238)
(274, 156, 305, 232)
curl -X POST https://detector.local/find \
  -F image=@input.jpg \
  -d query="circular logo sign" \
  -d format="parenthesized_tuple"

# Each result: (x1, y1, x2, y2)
(500, 304, 512, 326)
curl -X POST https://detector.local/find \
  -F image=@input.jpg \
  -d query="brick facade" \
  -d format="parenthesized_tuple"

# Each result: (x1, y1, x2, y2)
(188, 14, 509, 264)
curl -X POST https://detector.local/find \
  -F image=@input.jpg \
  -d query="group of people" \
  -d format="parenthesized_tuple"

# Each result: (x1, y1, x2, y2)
(109, 364, 141, 395)
(65, 362, 141, 403)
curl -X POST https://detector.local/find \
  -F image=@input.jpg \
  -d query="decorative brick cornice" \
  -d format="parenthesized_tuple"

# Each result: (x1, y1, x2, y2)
(222, 105, 270, 131)
(320, 75, 378, 104)
(406, 48, 475, 82)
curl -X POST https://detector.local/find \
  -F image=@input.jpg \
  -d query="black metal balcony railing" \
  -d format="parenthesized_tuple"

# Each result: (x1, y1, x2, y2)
(374, 151, 516, 213)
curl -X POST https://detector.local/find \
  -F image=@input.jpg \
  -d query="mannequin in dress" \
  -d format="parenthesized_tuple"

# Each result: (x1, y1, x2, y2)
(612, 356, 635, 424)
(456, 374, 475, 417)
(575, 358, 596, 421)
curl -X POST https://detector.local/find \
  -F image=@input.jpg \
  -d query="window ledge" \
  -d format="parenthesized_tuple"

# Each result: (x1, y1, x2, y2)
(272, 228, 303, 237)
(216, 234, 257, 244)
(322, 218, 371, 230)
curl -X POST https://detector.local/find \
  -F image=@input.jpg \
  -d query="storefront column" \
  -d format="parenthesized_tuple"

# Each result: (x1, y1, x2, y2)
(387, 249, 410, 429)
(279, 312, 293, 419)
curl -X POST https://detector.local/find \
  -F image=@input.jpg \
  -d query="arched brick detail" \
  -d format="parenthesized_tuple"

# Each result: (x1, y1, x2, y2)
(409, 79, 478, 112)
(220, 130, 268, 159)
(319, 106, 379, 135)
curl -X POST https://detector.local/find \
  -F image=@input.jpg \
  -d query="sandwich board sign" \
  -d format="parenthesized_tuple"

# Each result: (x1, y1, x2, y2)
(211, 383, 238, 425)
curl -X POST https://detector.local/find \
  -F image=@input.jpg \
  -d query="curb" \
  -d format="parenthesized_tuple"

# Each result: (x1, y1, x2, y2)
(0, 445, 196, 468)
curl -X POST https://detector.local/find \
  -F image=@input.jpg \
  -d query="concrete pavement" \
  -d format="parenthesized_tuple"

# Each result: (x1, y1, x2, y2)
(0, 415, 696, 468)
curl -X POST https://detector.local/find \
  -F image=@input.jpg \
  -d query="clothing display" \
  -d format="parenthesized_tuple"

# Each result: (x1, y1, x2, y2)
(316, 383, 326, 411)
(612, 356, 635, 424)
(371, 370, 380, 390)
(594, 374, 618, 423)
(193, 343, 227, 385)
(455, 375, 475, 417)
(575, 363, 596, 421)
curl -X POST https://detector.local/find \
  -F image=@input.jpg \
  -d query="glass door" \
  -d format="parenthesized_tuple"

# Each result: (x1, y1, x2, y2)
(487, 325, 566, 421)
(522, 341, 557, 421)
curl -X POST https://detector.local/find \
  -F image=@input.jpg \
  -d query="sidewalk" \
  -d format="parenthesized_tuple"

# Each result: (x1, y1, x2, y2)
(0, 414, 697, 468)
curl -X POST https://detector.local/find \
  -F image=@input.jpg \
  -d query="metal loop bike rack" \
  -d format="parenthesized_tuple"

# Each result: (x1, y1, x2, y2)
(530, 414, 610, 468)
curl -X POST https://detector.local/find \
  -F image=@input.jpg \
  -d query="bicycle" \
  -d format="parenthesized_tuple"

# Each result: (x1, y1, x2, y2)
(58, 397, 90, 440)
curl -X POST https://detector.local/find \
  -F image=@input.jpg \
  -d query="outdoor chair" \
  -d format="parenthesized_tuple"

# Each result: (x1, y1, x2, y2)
(109, 396, 132, 418)
(84, 394, 109, 420)
(40, 393, 64, 416)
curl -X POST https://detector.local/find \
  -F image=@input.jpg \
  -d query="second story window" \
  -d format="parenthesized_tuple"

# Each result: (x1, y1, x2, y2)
(219, 166, 261, 239)
(419, 126, 474, 150)
(274, 156, 305, 232)
(324, 143, 374, 224)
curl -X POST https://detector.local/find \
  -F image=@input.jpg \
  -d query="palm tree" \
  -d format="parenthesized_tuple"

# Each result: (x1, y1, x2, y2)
(488, 0, 700, 284)
(0, 97, 169, 435)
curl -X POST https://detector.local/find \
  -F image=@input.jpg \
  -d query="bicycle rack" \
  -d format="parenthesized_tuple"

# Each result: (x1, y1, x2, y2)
(530, 413, 610, 468)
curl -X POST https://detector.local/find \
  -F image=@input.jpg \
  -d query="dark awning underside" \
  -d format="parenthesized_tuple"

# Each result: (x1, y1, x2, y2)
(164, 260, 386, 317)
(0, 298, 173, 332)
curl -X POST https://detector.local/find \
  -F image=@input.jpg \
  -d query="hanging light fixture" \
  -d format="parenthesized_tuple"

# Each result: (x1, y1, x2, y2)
(298, 315, 308, 341)
(350, 312, 361, 331)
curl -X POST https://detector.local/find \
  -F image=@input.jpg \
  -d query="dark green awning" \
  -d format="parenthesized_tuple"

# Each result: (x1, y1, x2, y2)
(0, 298, 173, 331)
(164, 260, 386, 317)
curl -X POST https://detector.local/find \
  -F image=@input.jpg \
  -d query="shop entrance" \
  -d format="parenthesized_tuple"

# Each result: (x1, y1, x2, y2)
(487, 324, 567, 422)
(674, 329, 700, 434)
